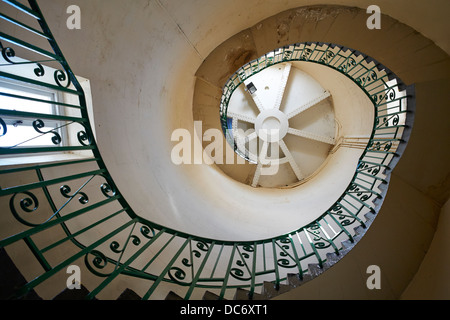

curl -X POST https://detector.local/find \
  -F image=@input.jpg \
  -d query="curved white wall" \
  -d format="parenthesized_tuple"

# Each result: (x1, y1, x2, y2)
(401, 197, 450, 299)
(188, 60, 375, 240)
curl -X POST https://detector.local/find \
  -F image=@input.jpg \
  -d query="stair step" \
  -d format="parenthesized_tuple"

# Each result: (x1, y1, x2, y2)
(53, 284, 91, 300)
(365, 211, 376, 221)
(326, 251, 341, 264)
(354, 225, 366, 236)
(308, 263, 325, 277)
(202, 290, 224, 300)
(234, 288, 265, 300)
(117, 288, 141, 300)
(341, 238, 356, 250)
(286, 273, 312, 288)
(165, 291, 184, 300)
(0, 248, 41, 300)
(261, 281, 291, 299)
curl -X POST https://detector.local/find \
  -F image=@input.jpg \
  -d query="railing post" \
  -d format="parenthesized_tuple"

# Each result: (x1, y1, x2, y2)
(87, 227, 166, 300)
(141, 236, 191, 300)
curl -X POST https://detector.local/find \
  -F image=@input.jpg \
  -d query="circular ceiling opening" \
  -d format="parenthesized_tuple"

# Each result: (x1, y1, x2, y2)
(188, 42, 387, 240)
(222, 61, 336, 188)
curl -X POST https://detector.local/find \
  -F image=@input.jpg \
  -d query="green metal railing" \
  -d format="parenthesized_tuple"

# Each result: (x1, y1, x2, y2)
(0, 0, 414, 300)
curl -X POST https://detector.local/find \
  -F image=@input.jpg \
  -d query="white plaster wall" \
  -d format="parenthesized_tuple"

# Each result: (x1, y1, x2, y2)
(400, 197, 450, 299)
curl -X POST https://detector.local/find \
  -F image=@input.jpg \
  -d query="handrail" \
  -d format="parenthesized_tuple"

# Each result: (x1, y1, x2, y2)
(0, 1, 414, 300)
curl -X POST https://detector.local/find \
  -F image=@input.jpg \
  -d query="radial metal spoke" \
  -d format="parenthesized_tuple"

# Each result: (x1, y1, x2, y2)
(233, 118, 245, 154)
(288, 128, 336, 145)
(246, 131, 258, 141)
(251, 141, 269, 187)
(279, 139, 304, 181)
(234, 128, 258, 160)
(227, 111, 256, 124)
(249, 91, 266, 113)
(251, 162, 263, 188)
(243, 80, 266, 112)
(242, 131, 259, 162)
(286, 90, 331, 119)
(273, 63, 292, 110)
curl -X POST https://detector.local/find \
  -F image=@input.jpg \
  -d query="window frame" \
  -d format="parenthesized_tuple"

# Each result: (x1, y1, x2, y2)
(0, 60, 96, 166)
(0, 78, 68, 150)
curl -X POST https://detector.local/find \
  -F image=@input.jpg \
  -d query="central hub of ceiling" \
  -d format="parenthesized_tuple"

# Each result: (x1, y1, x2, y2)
(255, 109, 289, 142)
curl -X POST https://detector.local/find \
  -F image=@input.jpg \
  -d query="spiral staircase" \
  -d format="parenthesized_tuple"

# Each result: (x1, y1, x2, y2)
(0, 0, 449, 301)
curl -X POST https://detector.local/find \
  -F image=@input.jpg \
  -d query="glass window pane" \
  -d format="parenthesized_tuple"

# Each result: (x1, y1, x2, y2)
(0, 81, 62, 149)
(0, 84, 54, 114)
(0, 124, 57, 147)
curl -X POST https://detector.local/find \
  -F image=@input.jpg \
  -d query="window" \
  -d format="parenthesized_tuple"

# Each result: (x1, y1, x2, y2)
(0, 79, 66, 148)
(0, 56, 95, 165)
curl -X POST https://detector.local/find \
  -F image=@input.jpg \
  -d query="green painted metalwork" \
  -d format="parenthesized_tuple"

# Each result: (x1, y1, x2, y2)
(0, 0, 414, 300)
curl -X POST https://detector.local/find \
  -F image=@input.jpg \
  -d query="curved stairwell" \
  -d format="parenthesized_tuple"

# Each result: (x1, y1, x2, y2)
(0, 1, 449, 300)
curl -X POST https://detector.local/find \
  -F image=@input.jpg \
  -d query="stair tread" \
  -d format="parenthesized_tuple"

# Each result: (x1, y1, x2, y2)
(53, 284, 91, 300)
(0, 248, 42, 300)
(202, 290, 224, 300)
(117, 288, 141, 300)
(234, 288, 265, 300)
(165, 291, 184, 300)
(262, 281, 291, 299)
(287, 273, 313, 288)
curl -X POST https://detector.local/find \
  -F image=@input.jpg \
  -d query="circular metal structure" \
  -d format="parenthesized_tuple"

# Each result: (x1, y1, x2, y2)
(222, 61, 336, 188)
